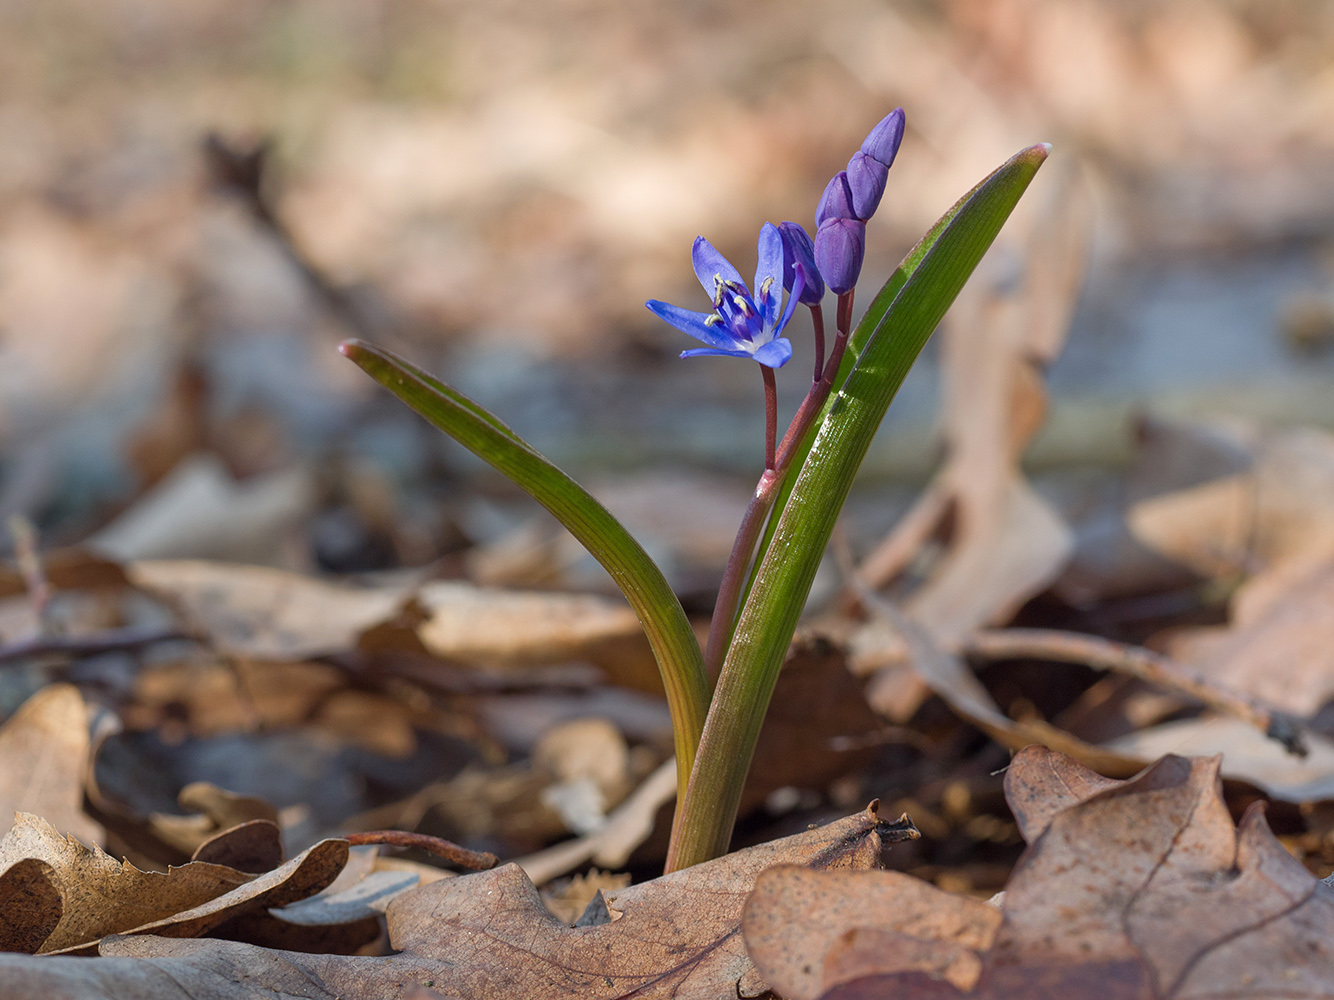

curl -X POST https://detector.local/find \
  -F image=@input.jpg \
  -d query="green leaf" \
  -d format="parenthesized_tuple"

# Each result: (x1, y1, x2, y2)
(340, 342, 709, 802)
(668, 143, 1050, 870)
(739, 156, 993, 612)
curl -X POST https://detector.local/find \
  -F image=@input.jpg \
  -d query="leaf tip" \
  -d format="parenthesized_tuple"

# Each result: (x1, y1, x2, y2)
(1024, 142, 1052, 165)
(338, 339, 368, 361)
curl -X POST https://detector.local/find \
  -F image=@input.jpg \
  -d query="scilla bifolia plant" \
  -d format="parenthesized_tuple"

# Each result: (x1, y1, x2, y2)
(342, 110, 1048, 872)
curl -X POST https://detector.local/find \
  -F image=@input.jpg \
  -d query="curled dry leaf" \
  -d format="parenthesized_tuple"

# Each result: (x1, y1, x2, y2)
(0, 684, 103, 846)
(0, 806, 908, 999)
(190, 820, 284, 873)
(92, 837, 349, 949)
(765, 747, 1334, 999)
(0, 812, 252, 954)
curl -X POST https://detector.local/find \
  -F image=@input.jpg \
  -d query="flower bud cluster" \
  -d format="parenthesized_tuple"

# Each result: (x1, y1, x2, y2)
(812, 109, 905, 295)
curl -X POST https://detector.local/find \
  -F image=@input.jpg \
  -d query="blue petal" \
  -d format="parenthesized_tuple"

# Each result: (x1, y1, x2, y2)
(680, 346, 754, 360)
(691, 237, 744, 301)
(753, 338, 793, 368)
(778, 221, 824, 304)
(773, 265, 804, 336)
(753, 223, 785, 330)
(646, 300, 739, 351)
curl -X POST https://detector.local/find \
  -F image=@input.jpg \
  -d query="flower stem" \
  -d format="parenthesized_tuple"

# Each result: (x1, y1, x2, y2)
(702, 470, 780, 683)
(701, 291, 858, 687)
(670, 289, 861, 871)
(762, 365, 777, 472)
(809, 304, 826, 382)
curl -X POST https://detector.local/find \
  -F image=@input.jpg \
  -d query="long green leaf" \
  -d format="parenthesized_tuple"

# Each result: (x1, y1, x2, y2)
(341, 342, 709, 802)
(668, 143, 1049, 869)
(739, 154, 1007, 611)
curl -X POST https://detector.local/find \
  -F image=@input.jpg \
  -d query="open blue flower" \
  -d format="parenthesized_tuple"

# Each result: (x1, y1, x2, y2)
(646, 223, 803, 369)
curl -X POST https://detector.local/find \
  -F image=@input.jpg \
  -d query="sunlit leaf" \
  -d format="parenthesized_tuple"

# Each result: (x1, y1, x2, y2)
(340, 342, 708, 800)
(670, 143, 1050, 869)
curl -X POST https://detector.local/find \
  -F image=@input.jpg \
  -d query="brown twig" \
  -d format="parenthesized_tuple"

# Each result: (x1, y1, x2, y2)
(344, 830, 499, 871)
(0, 624, 187, 665)
(853, 475, 952, 591)
(203, 133, 388, 343)
(8, 515, 52, 631)
(964, 628, 1308, 757)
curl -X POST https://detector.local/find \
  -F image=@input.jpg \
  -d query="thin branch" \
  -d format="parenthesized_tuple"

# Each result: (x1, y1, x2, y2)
(344, 830, 499, 871)
(964, 628, 1308, 757)
(0, 625, 187, 666)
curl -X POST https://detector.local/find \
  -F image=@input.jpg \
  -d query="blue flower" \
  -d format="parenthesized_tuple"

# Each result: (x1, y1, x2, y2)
(647, 223, 803, 369)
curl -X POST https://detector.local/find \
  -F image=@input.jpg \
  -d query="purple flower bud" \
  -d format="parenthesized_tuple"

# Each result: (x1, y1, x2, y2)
(814, 171, 856, 227)
(861, 108, 905, 168)
(814, 217, 865, 296)
(846, 151, 887, 222)
(846, 110, 904, 221)
(778, 221, 824, 305)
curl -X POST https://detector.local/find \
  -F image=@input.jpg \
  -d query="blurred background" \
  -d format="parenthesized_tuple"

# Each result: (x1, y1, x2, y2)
(1, 0, 1333, 567)
(4, 0, 1334, 898)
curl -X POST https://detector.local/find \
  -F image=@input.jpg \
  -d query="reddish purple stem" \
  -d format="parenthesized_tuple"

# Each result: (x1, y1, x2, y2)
(702, 289, 857, 682)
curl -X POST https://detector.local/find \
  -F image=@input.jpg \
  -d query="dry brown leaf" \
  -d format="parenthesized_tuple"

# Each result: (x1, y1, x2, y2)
(0, 684, 102, 845)
(0, 857, 62, 954)
(1128, 428, 1334, 716)
(1129, 427, 1334, 579)
(1000, 743, 1122, 842)
(540, 869, 631, 925)
(94, 837, 348, 949)
(0, 812, 252, 954)
(848, 173, 1084, 714)
(515, 757, 678, 886)
(1103, 716, 1334, 803)
(88, 456, 314, 566)
(414, 580, 642, 666)
(126, 559, 409, 660)
(132, 783, 284, 867)
(218, 853, 421, 955)
(1169, 557, 1334, 718)
(0, 805, 906, 998)
(744, 867, 1002, 999)
(190, 820, 284, 873)
(789, 748, 1334, 999)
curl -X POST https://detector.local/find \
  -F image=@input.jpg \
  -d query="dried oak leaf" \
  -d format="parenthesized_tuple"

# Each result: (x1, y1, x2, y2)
(190, 819, 284, 873)
(0, 683, 103, 846)
(744, 867, 1001, 999)
(0, 812, 252, 954)
(0, 805, 902, 999)
(750, 747, 1334, 999)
